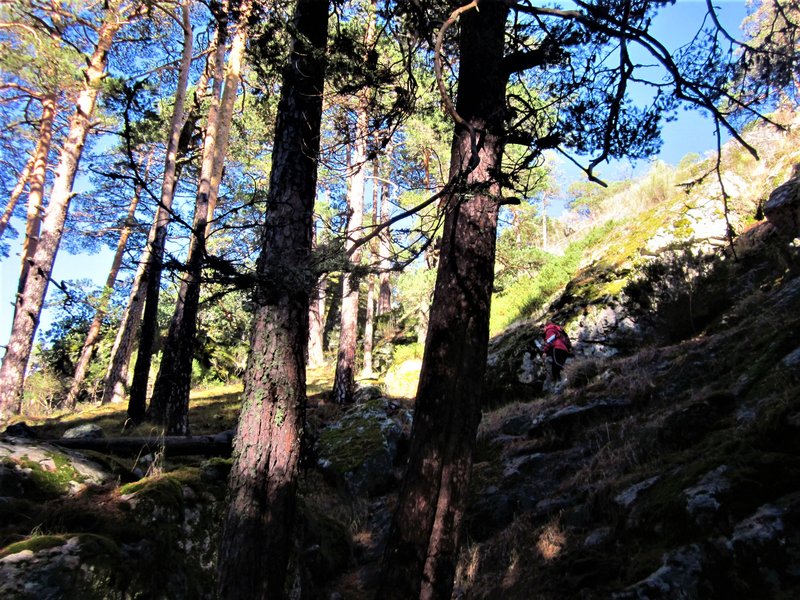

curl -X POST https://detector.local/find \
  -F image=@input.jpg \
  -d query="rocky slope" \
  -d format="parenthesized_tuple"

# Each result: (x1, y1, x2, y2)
(2, 132, 800, 598)
(460, 222, 800, 598)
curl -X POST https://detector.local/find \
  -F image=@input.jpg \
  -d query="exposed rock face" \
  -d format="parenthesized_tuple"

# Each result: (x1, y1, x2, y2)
(0, 439, 228, 600)
(316, 396, 412, 497)
(458, 234, 800, 599)
(764, 166, 800, 238)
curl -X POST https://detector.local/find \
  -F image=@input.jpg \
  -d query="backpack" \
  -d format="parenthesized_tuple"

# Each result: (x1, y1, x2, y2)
(545, 323, 573, 354)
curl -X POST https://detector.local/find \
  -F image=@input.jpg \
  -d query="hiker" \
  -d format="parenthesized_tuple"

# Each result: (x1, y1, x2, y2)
(541, 322, 573, 383)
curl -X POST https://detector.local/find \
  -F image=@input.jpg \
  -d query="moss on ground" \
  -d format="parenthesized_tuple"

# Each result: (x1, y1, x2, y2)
(0, 534, 68, 558)
(120, 474, 185, 513)
(318, 417, 387, 475)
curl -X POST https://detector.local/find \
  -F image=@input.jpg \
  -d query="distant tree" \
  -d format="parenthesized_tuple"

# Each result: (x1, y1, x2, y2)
(102, 15, 211, 409)
(0, 0, 142, 420)
(735, 0, 800, 110)
(331, 0, 377, 404)
(148, 0, 254, 435)
(215, 0, 330, 595)
(65, 158, 148, 408)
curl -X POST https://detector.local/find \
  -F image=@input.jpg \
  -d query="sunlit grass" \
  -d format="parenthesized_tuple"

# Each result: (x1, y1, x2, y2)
(12, 365, 340, 439)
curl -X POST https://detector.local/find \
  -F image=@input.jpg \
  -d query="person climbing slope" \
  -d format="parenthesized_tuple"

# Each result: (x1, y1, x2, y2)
(541, 322, 573, 384)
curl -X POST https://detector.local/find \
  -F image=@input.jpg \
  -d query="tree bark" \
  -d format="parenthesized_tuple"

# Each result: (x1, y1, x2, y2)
(377, 3, 509, 598)
(362, 161, 380, 378)
(332, 2, 375, 404)
(103, 8, 208, 409)
(0, 157, 33, 241)
(125, 0, 197, 423)
(216, 0, 329, 596)
(51, 431, 233, 457)
(377, 145, 394, 316)
(149, 0, 252, 435)
(0, 7, 125, 420)
(15, 94, 56, 314)
(65, 173, 145, 409)
(308, 274, 327, 367)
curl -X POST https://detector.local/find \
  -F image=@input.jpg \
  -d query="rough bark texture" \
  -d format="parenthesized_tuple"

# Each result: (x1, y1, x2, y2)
(0, 10, 123, 420)
(216, 1, 329, 596)
(377, 4, 509, 599)
(149, 0, 251, 434)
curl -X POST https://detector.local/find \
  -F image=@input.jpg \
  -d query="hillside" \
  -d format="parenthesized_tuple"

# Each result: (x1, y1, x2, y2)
(2, 118, 800, 597)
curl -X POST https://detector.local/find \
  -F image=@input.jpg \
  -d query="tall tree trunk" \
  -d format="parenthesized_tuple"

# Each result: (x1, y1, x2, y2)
(332, 2, 375, 404)
(377, 3, 509, 598)
(149, 0, 252, 435)
(15, 94, 56, 313)
(0, 9, 124, 420)
(0, 157, 33, 241)
(216, 0, 329, 596)
(308, 275, 327, 367)
(363, 273, 375, 377)
(65, 174, 145, 409)
(362, 161, 380, 378)
(104, 12, 209, 410)
(377, 145, 394, 316)
(125, 0, 197, 423)
(308, 191, 328, 367)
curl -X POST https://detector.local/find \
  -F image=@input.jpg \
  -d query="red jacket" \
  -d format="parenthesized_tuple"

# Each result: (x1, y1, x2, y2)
(542, 322, 571, 353)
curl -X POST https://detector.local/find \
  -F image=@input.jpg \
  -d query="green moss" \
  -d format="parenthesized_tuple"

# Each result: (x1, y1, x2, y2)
(2, 452, 85, 501)
(120, 475, 185, 512)
(602, 278, 628, 297)
(275, 406, 286, 426)
(0, 534, 67, 558)
(318, 416, 387, 474)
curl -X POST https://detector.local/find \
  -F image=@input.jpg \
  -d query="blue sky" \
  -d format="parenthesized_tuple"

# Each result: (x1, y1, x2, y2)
(0, 0, 751, 348)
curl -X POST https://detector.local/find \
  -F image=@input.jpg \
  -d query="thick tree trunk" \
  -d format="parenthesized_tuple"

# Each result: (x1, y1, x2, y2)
(65, 176, 145, 409)
(124, 0, 197, 423)
(0, 157, 33, 241)
(0, 10, 123, 420)
(15, 94, 55, 312)
(101, 256, 145, 405)
(106, 30, 211, 411)
(149, 0, 252, 435)
(216, 0, 329, 596)
(377, 4, 509, 599)
(332, 266, 360, 402)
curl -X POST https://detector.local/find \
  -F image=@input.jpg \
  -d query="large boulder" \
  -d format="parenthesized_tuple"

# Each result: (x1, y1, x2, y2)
(316, 397, 411, 497)
(0, 436, 229, 600)
(764, 166, 800, 238)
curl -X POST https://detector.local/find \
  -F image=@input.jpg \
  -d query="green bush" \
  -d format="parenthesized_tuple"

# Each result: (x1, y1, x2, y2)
(490, 221, 617, 334)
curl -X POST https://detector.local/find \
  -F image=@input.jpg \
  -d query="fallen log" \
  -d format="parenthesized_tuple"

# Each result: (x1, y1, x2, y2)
(50, 431, 234, 458)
